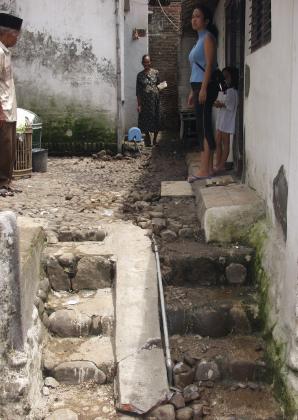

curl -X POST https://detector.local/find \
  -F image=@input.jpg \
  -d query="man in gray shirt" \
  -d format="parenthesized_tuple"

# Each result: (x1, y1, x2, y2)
(0, 12, 22, 197)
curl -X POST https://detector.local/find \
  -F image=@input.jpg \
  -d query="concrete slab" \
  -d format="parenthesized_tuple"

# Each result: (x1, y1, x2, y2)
(44, 221, 169, 414)
(46, 288, 114, 318)
(18, 216, 46, 340)
(195, 184, 265, 243)
(117, 348, 169, 414)
(161, 181, 194, 197)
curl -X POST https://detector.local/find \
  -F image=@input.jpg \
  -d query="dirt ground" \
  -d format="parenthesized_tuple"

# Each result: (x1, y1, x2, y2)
(0, 137, 187, 235)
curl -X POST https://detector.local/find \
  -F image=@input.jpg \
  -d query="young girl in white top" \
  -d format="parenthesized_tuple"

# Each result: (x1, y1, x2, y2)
(213, 67, 238, 173)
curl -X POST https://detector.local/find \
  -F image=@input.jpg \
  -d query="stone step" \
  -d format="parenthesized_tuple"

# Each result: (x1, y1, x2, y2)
(165, 286, 259, 337)
(186, 152, 265, 243)
(170, 335, 269, 386)
(43, 336, 115, 385)
(43, 246, 116, 291)
(162, 241, 254, 287)
(45, 289, 114, 337)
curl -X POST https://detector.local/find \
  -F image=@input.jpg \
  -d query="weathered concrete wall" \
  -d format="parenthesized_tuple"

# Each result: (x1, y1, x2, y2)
(0, 214, 47, 419)
(0, 212, 23, 357)
(213, 0, 298, 410)
(124, 0, 148, 131)
(11, 0, 119, 147)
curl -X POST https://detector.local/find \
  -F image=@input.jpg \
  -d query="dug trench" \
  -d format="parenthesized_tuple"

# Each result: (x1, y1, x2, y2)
(1, 135, 284, 418)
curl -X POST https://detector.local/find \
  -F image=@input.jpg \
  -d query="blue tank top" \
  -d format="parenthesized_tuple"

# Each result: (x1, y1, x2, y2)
(189, 30, 216, 83)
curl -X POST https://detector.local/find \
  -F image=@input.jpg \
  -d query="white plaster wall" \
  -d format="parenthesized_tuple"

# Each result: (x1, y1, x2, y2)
(124, 0, 148, 131)
(13, 0, 118, 124)
(244, 0, 292, 219)
(285, 0, 298, 397)
(213, 0, 225, 69)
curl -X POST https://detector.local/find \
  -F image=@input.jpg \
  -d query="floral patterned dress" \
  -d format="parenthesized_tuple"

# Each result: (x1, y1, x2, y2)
(136, 68, 160, 133)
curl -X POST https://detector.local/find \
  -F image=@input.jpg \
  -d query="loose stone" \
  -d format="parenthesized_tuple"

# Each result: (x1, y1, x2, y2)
(225, 263, 247, 285)
(150, 404, 175, 420)
(195, 361, 220, 382)
(183, 384, 200, 403)
(44, 377, 59, 388)
(178, 228, 194, 238)
(161, 230, 177, 241)
(42, 386, 50, 396)
(176, 407, 193, 420)
(169, 391, 185, 409)
(48, 309, 91, 337)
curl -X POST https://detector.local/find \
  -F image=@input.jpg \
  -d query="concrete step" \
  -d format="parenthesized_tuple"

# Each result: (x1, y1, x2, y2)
(45, 289, 114, 337)
(43, 336, 115, 385)
(162, 241, 254, 287)
(170, 335, 269, 385)
(43, 244, 116, 291)
(165, 286, 259, 337)
(186, 151, 265, 243)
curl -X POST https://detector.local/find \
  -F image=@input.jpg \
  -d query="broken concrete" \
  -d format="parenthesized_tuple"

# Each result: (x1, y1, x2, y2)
(161, 181, 194, 197)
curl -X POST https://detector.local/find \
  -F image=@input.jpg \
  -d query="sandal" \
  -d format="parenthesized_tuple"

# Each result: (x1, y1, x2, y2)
(0, 188, 14, 197)
(187, 175, 209, 183)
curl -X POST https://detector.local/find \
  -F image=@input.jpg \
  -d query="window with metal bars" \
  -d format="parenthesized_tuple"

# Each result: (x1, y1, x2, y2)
(250, 0, 271, 52)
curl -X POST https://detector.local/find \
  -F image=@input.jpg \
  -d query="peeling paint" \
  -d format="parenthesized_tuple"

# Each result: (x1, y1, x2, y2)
(14, 30, 116, 86)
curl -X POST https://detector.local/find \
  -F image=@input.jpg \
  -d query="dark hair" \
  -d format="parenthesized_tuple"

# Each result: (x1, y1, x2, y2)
(222, 66, 239, 90)
(194, 3, 218, 40)
(142, 54, 150, 64)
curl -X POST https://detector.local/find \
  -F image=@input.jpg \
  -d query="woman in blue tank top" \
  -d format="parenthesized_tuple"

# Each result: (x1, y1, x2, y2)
(187, 4, 219, 182)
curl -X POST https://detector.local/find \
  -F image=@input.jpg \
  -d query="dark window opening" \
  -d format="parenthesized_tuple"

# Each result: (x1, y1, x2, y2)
(250, 0, 271, 52)
(149, 0, 171, 6)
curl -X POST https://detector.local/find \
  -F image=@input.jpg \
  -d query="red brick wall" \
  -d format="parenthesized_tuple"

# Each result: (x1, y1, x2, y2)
(149, 1, 182, 130)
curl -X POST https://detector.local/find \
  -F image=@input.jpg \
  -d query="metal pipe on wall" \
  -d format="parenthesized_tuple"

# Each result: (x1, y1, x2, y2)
(115, 0, 123, 153)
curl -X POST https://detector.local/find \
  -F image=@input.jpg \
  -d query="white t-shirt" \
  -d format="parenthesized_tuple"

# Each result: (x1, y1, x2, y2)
(0, 41, 17, 122)
(216, 88, 238, 134)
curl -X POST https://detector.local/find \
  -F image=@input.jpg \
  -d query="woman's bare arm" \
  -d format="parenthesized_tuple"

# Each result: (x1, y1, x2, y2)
(199, 34, 216, 104)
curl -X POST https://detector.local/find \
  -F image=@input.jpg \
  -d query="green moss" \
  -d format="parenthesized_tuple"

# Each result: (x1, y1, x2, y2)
(248, 220, 298, 418)
(18, 97, 116, 155)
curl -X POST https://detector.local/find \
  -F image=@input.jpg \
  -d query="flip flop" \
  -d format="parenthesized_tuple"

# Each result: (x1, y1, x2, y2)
(187, 175, 209, 184)
(0, 188, 14, 197)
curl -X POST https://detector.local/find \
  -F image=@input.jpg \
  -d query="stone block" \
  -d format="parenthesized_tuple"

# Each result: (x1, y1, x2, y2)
(176, 407, 193, 420)
(72, 255, 114, 290)
(161, 181, 194, 197)
(46, 257, 71, 291)
(226, 263, 247, 285)
(48, 309, 92, 337)
(150, 404, 175, 420)
(53, 361, 106, 385)
(195, 361, 220, 382)
(196, 184, 265, 243)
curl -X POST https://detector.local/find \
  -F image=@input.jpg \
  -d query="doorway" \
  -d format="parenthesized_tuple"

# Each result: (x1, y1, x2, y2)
(225, 0, 246, 178)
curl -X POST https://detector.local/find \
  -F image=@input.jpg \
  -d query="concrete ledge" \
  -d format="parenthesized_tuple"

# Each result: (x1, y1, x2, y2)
(197, 184, 265, 243)
(18, 217, 46, 339)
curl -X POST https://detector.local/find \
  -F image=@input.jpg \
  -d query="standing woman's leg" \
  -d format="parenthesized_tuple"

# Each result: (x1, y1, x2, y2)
(220, 132, 230, 169)
(215, 130, 223, 170)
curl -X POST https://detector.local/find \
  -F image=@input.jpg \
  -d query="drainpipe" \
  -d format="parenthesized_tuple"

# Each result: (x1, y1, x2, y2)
(152, 236, 173, 386)
(115, 0, 123, 153)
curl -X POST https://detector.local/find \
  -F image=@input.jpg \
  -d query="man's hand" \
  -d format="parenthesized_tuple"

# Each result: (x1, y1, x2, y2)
(137, 105, 141, 113)
(187, 91, 194, 108)
(0, 108, 6, 127)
